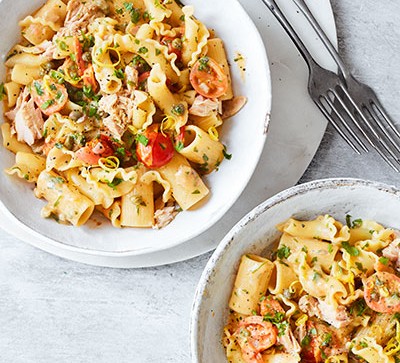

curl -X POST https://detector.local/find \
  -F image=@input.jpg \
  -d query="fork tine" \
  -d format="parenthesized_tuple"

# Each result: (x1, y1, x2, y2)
(314, 98, 362, 154)
(329, 89, 371, 153)
(327, 88, 400, 172)
(339, 86, 400, 165)
(363, 105, 400, 154)
(324, 92, 369, 153)
(370, 100, 400, 140)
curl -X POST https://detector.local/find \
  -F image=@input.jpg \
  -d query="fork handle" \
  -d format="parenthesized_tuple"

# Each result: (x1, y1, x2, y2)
(292, 0, 351, 80)
(260, 0, 318, 70)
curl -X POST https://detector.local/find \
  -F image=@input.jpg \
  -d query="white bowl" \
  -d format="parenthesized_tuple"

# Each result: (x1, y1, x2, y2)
(190, 178, 400, 362)
(0, 0, 271, 257)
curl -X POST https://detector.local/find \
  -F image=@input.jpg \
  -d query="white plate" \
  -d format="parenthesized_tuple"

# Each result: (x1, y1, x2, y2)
(0, 0, 336, 267)
(0, 0, 271, 255)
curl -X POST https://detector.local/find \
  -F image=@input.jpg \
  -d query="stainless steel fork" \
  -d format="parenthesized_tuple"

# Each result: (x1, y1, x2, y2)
(261, 0, 400, 171)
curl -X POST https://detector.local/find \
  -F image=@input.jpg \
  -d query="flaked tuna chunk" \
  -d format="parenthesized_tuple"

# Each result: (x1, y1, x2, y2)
(5, 87, 43, 146)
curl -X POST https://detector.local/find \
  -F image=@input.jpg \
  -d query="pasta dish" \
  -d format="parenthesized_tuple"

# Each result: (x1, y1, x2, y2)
(0, 0, 245, 228)
(224, 215, 400, 363)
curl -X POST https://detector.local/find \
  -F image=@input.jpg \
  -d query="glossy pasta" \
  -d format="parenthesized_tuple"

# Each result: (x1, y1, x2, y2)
(1, 0, 246, 228)
(224, 215, 400, 363)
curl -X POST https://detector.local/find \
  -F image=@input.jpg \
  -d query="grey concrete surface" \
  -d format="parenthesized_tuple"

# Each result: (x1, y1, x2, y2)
(1, 1, 400, 362)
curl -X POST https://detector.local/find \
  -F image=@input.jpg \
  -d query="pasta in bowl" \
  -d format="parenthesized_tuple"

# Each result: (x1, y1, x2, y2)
(0, 0, 270, 254)
(191, 179, 400, 363)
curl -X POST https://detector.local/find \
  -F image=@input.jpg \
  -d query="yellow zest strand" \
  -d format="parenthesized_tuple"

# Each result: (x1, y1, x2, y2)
(42, 75, 59, 96)
(208, 126, 219, 141)
(384, 321, 400, 356)
(62, 61, 82, 86)
(99, 156, 120, 171)
(295, 314, 308, 326)
(92, 47, 121, 68)
(161, 115, 176, 135)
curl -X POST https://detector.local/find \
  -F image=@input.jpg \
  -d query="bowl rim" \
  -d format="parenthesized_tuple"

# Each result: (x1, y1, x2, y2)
(189, 177, 400, 362)
(0, 0, 272, 257)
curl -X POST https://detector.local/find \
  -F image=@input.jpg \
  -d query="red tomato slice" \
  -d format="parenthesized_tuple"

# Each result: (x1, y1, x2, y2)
(161, 36, 182, 59)
(32, 79, 68, 116)
(301, 320, 343, 363)
(189, 56, 228, 98)
(235, 316, 277, 363)
(364, 271, 400, 313)
(74, 36, 86, 76)
(136, 125, 174, 168)
(138, 71, 150, 84)
(75, 135, 114, 165)
(82, 64, 98, 91)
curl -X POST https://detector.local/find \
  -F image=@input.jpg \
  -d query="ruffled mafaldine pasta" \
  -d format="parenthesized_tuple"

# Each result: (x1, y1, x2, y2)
(1, 0, 246, 228)
(224, 215, 400, 363)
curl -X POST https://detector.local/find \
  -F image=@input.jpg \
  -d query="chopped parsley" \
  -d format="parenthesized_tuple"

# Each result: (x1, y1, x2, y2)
(131, 55, 151, 73)
(175, 140, 184, 152)
(171, 103, 185, 116)
(138, 46, 148, 54)
(341, 241, 360, 256)
(276, 245, 291, 260)
(123, 2, 142, 24)
(107, 178, 123, 190)
(379, 256, 389, 265)
(41, 99, 55, 110)
(33, 81, 44, 96)
(222, 145, 232, 160)
(346, 214, 363, 229)
(301, 335, 311, 347)
(198, 56, 210, 72)
(263, 311, 288, 337)
(58, 40, 68, 51)
(136, 134, 149, 146)
(50, 70, 65, 84)
(0, 82, 6, 101)
(321, 333, 332, 347)
(349, 299, 369, 317)
(114, 68, 125, 79)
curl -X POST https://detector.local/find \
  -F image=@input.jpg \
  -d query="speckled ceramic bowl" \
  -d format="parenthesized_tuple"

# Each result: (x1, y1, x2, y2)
(190, 178, 400, 362)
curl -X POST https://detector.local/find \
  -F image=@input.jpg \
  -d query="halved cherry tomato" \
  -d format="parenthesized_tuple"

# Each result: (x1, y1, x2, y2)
(75, 135, 114, 165)
(138, 71, 150, 84)
(235, 316, 277, 363)
(189, 56, 228, 98)
(161, 36, 182, 59)
(82, 64, 98, 91)
(74, 36, 86, 76)
(301, 320, 340, 363)
(136, 124, 174, 168)
(32, 79, 68, 116)
(364, 271, 400, 313)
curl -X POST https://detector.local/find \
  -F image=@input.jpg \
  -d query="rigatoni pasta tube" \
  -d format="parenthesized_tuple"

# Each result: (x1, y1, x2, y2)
(228, 254, 274, 315)
(268, 260, 298, 295)
(1, 123, 32, 154)
(11, 64, 41, 85)
(120, 179, 154, 228)
(35, 170, 94, 226)
(179, 125, 224, 173)
(158, 153, 209, 210)
(3, 82, 23, 108)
